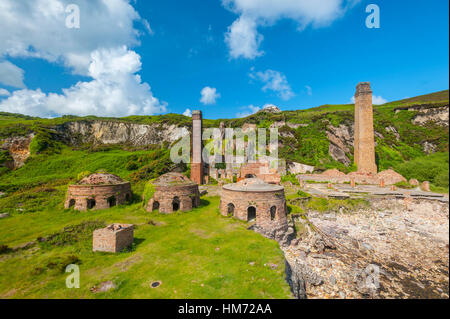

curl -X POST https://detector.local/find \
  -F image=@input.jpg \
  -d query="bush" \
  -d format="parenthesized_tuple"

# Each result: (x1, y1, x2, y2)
(44, 254, 81, 273)
(77, 171, 91, 181)
(394, 181, 415, 189)
(296, 190, 311, 198)
(281, 174, 299, 185)
(42, 220, 106, 248)
(142, 181, 156, 206)
(393, 152, 449, 188)
(0, 244, 10, 254)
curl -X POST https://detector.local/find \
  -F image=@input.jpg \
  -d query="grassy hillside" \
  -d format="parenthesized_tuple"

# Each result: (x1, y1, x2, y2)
(0, 198, 291, 298)
(384, 89, 449, 106)
(1, 89, 448, 190)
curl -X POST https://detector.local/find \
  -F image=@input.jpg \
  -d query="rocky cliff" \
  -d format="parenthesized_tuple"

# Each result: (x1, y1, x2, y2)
(0, 134, 34, 169)
(55, 120, 189, 146)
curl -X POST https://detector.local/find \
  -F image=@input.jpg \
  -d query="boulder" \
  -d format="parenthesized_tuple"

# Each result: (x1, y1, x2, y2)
(0, 213, 10, 219)
(409, 179, 420, 187)
(322, 169, 346, 177)
(287, 162, 315, 174)
(376, 169, 407, 185)
(421, 181, 431, 192)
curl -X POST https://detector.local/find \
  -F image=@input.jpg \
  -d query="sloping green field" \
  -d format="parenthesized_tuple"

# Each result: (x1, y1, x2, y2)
(0, 197, 292, 299)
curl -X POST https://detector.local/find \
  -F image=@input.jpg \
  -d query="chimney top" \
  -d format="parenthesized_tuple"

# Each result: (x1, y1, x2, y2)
(355, 82, 372, 96)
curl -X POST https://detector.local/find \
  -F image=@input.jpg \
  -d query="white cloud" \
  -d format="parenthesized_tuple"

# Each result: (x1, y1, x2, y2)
(200, 86, 221, 105)
(236, 104, 260, 118)
(0, 47, 167, 117)
(0, 61, 25, 88)
(372, 95, 387, 105)
(350, 95, 388, 105)
(249, 68, 294, 100)
(183, 108, 192, 117)
(0, 88, 10, 97)
(305, 85, 313, 96)
(225, 16, 264, 59)
(0, 0, 149, 75)
(222, 0, 359, 59)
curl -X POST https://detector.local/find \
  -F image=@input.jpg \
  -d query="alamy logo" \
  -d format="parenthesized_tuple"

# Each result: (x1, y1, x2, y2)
(170, 127, 279, 170)
(366, 4, 380, 29)
(65, 4, 80, 29)
(65, 264, 80, 288)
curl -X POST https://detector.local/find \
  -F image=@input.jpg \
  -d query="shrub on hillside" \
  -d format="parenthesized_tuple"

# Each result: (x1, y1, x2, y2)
(394, 152, 449, 188)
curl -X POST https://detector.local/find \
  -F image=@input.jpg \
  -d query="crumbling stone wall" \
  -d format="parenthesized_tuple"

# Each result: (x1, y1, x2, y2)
(93, 224, 134, 253)
(239, 162, 281, 184)
(65, 183, 132, 211)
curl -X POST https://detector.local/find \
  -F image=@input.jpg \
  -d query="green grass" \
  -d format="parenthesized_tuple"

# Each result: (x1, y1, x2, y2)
(0, 197, 292, 299)
(393, 152, 449, 191)
(0, 141, 291, 299)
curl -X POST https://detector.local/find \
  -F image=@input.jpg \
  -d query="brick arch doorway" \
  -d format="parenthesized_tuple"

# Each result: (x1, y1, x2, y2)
(247, 206, 256, 222)
(172, 197, 180, 211)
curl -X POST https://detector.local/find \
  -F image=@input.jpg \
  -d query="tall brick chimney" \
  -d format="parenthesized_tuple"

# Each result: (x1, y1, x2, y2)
(354, 82, 377, 175)
(190, 110, 203, 184)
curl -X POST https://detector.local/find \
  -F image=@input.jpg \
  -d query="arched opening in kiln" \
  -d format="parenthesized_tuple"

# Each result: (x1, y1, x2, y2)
(68, 199, 76, 208)
(192, 197, 196, 208)
(270, 206, 277, 221)
(87, 198, 96, 209)
(227, 203, 235, 217)
(125, 193, 131, 202)
(247, 206, 256, 222)
(107, 196, 116, 207)
(152, 201, 160, 211)
(172, 197, 180, 211)
(245, 174, 257, 179)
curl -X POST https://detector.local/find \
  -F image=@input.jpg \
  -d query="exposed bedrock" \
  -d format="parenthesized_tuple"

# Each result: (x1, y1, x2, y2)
(284, 198, 449, 299)
(55, 121, 189, 146)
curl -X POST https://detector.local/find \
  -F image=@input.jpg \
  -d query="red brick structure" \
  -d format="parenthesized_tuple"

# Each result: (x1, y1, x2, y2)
(93, 224, 134, 253)
(146, 172, 200, 213)
(238, 162, 281, 184)
(299, 168, 406, 186)
(65, 173, 132, 211)
(354, 82, 377, 175)
(190, 110, 203, 185)
(220, 178, 287, 231)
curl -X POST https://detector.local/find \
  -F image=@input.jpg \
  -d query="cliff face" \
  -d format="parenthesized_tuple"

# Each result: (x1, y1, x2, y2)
(55, 121, 189, 146)
(0, 134, 34, 169)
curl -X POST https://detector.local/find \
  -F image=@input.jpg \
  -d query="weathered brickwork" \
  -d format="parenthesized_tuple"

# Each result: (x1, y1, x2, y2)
(64, 174, 132, 211)
(354, 82, 377, 174)
(146, 172, 200, 214)
(93, 224, 134, 253)
(219, 178, 288, 232)
(238, 162, 281, 184)
(191, 110, 203, 185)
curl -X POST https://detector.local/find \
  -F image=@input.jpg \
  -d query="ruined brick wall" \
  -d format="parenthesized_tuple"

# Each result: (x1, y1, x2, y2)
(93, 224, 134, 253)
(219, 188, 287, 228)
(239, 162, 281, 184)
(191, 110, 203, 184)
(146, 184, 200, 213)
(354, 82, 377, 174)
(64, 183, 132, 211)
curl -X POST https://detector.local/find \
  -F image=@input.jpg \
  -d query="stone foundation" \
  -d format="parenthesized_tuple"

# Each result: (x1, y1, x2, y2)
(238, 162, 281, 184)
(93, 224, 134, 253)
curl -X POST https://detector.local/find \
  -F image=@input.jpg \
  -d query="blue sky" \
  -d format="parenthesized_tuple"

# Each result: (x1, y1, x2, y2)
(0, 0, 448, 119)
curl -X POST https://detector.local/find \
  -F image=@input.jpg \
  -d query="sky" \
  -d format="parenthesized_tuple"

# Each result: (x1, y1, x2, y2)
(0, 0, 448, 119)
